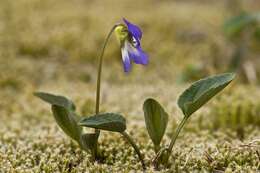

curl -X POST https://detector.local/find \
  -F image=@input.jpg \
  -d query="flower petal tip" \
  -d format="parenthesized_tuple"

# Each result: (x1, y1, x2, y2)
(122, 18, 142, 40)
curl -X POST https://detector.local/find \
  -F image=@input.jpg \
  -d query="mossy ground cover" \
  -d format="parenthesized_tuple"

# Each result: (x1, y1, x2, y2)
(0, 0, 259, 172)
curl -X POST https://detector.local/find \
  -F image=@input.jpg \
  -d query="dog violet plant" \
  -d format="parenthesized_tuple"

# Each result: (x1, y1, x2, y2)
(35, 18, 148, 170)
(143, 73, 236, 168)
(34, 18, 236, 171)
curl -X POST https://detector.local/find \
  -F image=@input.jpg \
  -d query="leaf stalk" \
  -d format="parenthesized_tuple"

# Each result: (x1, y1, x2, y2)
(121, 131, 146, 171)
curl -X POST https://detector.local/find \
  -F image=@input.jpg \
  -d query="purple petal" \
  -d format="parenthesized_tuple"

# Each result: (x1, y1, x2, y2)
(128, 45, 149, 65)
(123, 18, 142, 40)
(121, 46, 131, 72)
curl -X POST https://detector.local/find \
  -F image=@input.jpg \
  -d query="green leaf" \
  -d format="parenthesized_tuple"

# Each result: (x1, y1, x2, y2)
(51, 105, 82, 141)
(223, 13, 256, 37)
(143, 98, 168, 148)
(34, 92, 76, 111)
(34, 92, 81, 141)
(178, 73, 236, 117)
(79, 113, 126, 133)
(254, 26, 260, 41)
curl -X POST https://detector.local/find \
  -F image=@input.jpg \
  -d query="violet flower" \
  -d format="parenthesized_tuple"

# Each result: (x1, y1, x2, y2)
(115, 18, 149, 72)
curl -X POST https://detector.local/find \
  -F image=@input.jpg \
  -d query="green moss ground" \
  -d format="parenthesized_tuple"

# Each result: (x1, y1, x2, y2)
(0, 0, 259, 172)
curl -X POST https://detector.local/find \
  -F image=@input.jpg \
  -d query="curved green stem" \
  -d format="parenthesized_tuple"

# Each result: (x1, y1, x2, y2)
(95, 24, 118, 115)
(121, 131, 146, 171)
(168, 117, 189, 154)
(152, 147, 168, 169)
(163, 117, 189, 164)
(94, 24, 118, 159)
(154, 116, 189, 167)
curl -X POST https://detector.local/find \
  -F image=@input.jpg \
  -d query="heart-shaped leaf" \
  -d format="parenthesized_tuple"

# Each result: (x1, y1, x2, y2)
(34, 92, 82, 141)
(143, 98, 168, 149)
(178, 73, 236, 117)
(34, 92, 76, 111)
(51, 105, 82, 141)
(79, 113, 126, 133)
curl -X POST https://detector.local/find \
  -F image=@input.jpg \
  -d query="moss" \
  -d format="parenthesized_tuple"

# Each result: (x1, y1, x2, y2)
(0, 0, 259, 172)
(208, 86, 260, 140)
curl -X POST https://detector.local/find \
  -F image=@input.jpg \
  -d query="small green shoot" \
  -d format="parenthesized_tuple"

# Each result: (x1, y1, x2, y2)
(153, 73, 236, 167)
(143, 98, 168, 153)
(34, 92, 99, 159)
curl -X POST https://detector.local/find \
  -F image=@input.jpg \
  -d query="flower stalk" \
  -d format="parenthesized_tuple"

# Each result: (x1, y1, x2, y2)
(94, 24, 119, 159)
(95, 24, 119, 115)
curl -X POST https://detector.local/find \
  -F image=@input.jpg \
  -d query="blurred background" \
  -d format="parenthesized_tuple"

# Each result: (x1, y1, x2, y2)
(1, 0, 260, 87)
(0, 0, 259, 172)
